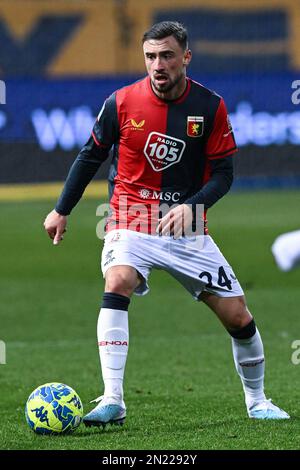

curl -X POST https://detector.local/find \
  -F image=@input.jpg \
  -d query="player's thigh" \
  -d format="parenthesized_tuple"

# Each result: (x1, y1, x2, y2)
(104, 265, 142, 297)
(167, 235, 244, 299)
(200, 292, 252, 330)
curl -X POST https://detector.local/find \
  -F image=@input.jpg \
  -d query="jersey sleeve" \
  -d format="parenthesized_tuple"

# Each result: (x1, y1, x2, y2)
(55, 93, 119, 215)
(91, 92, 119, 153)
(205, 98, 237, 160)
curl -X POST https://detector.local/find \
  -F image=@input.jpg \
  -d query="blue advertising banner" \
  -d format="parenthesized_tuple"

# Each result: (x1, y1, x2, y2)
(0, 73, 300, 184)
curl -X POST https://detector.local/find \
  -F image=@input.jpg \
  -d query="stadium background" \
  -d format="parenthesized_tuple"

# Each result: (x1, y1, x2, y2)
(1, 0, 300, 452)
(0, 0, 300, 186)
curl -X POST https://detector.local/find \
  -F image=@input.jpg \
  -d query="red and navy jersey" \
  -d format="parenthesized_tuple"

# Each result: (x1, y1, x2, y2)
(91, 76, 236, 233)
(56, 76, 236, 232)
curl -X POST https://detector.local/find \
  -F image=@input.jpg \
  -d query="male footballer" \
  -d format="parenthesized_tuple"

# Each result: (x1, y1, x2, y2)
(44, 21, 289, 425)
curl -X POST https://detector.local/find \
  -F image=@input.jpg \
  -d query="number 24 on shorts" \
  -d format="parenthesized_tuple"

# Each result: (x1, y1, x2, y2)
(199, 266, 234, 290)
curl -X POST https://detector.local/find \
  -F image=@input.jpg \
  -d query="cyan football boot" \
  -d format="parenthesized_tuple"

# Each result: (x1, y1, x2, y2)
(248, 399, 290, 419)
(83, 395, 126, 428)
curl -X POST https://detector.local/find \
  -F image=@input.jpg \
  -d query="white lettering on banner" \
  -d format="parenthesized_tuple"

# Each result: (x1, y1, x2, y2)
(230, 101, 300, 146)
(26, 102, 300, 152)
(0, 111, 6, 130)
(31, 106, 94, 151)
(291, 80, 300, 105)
(0, 80, 5, 104)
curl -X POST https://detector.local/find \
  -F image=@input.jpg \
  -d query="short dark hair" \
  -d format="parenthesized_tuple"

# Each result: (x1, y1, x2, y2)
(142, 21, 188, 50)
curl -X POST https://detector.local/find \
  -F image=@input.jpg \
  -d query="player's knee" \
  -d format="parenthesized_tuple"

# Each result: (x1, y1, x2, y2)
(225, 297, 254, 336)
(227, 315, 251, 332)
(225, 297, 252, 330)
(105, 271, 137, 297)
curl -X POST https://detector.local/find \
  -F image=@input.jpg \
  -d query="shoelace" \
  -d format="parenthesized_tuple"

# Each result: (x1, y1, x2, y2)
(90, 395, 104, 404)
(252, 398, 280, 411)
(260, 398, 273, 407)
(249, 398, 272, 411)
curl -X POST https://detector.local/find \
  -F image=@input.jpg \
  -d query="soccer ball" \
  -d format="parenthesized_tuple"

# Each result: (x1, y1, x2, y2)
(25, 382, 83, 435)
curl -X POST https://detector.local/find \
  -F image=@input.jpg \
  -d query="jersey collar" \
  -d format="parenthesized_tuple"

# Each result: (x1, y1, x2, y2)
(146, 76, 191, 105)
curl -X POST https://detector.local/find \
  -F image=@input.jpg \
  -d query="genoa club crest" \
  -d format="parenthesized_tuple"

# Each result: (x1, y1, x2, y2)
(187, 116, 204, 137)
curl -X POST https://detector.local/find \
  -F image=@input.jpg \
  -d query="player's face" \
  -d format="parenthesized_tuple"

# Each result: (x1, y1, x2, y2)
(143, 36, 191, 100)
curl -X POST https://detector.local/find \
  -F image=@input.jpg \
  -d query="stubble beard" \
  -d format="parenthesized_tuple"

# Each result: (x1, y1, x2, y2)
(151, 71, 185, 95)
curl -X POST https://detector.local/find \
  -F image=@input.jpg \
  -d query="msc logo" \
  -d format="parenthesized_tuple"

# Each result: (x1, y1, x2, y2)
(130, 119, 145, 131)
(138, 188, 181, 202)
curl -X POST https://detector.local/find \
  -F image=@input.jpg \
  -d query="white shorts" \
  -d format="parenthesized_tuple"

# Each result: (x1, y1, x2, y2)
(101, 229, 244, 300)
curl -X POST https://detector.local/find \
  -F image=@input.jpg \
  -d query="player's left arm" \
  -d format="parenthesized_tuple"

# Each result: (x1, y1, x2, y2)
(184, 154, 234, 210)
(157, 155, 233, 237)
(185, 95, 237, 210)
(157, 97, 236, 237)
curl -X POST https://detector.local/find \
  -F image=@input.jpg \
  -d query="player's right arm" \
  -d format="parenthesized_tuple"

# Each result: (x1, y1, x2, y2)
(44, 94, 119, 244)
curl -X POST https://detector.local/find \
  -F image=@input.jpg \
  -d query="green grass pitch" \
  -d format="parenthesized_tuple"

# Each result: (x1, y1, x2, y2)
(1, 190, 300, 450)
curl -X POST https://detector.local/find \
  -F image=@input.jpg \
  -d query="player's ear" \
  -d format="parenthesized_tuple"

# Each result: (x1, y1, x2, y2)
(183, 49, 192, 66)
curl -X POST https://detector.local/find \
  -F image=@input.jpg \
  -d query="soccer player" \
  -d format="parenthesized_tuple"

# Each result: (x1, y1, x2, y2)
(44, 21, 289, 425)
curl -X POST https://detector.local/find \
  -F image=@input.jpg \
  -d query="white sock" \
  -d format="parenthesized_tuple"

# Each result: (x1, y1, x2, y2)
(232, 329, 266, 409)
(97, 305, 129, 401)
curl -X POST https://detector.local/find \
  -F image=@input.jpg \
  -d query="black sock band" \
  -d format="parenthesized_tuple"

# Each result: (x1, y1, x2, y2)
(101, 292, 130, 311)
(228, 319, 256, 339)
